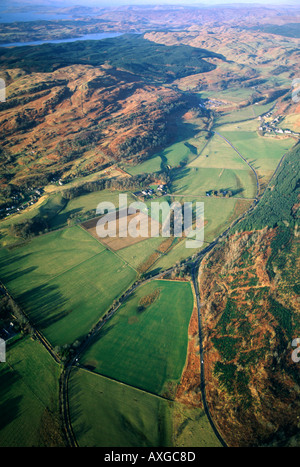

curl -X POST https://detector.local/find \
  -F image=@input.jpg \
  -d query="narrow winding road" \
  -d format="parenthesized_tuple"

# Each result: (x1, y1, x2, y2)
(191, 259, 228, 448)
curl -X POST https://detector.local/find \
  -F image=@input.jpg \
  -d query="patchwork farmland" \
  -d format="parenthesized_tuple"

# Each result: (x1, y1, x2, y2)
(0, 9, 299, 448)
(0, 225, 137, 347)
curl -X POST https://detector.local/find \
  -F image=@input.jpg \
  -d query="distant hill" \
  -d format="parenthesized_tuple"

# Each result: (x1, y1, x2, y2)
(249, 23, 300, 39)
(0, 34, 224, 82)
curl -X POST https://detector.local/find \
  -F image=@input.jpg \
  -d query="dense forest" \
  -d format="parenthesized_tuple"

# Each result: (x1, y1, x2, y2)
(237, 142, 299, 232)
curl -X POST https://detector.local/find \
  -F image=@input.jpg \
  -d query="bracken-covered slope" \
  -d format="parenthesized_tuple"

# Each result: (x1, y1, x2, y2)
(198, 142, 300, 447)
(0, 34, 222, 206)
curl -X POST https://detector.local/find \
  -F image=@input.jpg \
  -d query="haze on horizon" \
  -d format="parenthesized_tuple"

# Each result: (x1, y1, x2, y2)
(5, 0, 300, 7)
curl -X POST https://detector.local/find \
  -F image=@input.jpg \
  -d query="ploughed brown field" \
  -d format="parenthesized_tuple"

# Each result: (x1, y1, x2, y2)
(81, 208, 161, 251)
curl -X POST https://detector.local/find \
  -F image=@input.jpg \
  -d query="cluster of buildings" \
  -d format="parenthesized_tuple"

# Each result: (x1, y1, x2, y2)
(199, 99, 224, 110)
(258, 114, 300, 137)
(0, 187, 44, 219)
(135, 184, 167, 199)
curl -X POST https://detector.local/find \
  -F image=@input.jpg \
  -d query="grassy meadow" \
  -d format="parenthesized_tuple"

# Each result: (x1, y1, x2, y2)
(214, 102, 275, 125)
(69, 368, 174, 447)
(68, 368, 222, 447)
(0, 336, 63, 447)
(117, 235, 169, 271)
(189, 132, 247, 170)
(171, 166, 256, 199)
(80, 280, 194, 396)
(148, 196, 252, 272)
(0, 225, 137, 347)
(216, 119, 295, 183)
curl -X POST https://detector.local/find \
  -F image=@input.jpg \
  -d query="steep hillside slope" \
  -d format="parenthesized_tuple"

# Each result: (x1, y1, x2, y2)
(0, 34, 221, 207)
(199, 142, 300, 446)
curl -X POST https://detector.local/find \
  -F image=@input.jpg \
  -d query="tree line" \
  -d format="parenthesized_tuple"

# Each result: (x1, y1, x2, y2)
(8, 172, 157, 240)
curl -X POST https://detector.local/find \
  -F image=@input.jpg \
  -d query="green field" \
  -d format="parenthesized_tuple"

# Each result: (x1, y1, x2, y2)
(149, 237, 202, 272)
(81, 280, 194, 396)
(199, 87, 256, 104)
(0, 189, 136, 247)
(0, 225, 137, 347)
(148, 197, 252, 272)
(214, 103, 274, 125)
(166, 124, 258, 200)
(125, 140, 200, 176)
(0, 336, 62, 447)
(201, 197, 252, 241)
(69, 368, 174, 447)
(124, 118, 209, 177)
(117, 235, 167, 270)
(0, 226, 105, 293)
(217, 120, 295, 182)
(68, 368, 222, 447)
(125, 155, 163, 175)
(47, 190, 135, 230)
(171, 166, 256, 199)
(189, 133, 247, 170)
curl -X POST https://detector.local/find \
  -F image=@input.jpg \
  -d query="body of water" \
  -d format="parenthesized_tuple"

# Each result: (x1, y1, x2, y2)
(0, 11, 73, 23)
(0, 32, 125, 48)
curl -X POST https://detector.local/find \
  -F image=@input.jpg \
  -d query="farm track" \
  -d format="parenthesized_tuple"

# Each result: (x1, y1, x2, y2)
(60, 365, 78, 447)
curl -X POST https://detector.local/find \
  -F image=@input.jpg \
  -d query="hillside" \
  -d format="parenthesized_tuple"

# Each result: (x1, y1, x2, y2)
(0, 34, 222, 208)
(1, 4, 300, 45)
(198, 143, 300, 447)
(0, 35, 222, 76)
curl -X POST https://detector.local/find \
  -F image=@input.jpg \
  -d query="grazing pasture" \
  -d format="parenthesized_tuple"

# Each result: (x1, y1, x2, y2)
(0, 336, 62, 447)
(189, 133, 248, 170)
(117, 235, 171, 271)
(69, 368, 174, 447)
(171, 166, 256, 199)
(0, 225, 136, 347)
(217, 120, 295, 183)
(80, 280, 194, 396)
(214, 102, 275, 125)
(149, 197, 252, 271)
(68, 367, 222, 447)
